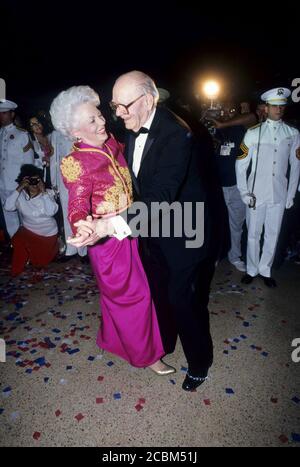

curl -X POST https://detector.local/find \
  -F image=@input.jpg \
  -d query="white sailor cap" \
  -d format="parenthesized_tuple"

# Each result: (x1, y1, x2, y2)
(0, 99, 18, 112)
(261, 87, 291, 105)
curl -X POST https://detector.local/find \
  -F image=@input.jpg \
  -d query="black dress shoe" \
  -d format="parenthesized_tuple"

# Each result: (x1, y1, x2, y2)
(260, 276, 277, 288)
(182, 373, 207, 391)
(241, 273, 254, 284)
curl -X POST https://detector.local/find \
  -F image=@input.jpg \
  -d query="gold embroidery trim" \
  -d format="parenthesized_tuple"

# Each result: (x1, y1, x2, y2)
(60, 156, 83, 182)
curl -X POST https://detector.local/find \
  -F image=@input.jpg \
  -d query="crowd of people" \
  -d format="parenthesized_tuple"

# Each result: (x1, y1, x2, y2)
(0, 72, 299, 391)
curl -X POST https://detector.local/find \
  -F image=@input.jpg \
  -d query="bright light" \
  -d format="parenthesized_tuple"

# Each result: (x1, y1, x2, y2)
(203, 80, 220, 99)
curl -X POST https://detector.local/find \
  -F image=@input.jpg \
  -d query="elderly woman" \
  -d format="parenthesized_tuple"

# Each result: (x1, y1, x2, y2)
(4, 164, 59, 277)
(50, 86, 174, 374)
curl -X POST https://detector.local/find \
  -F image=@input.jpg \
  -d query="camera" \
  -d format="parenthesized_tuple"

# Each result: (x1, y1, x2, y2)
(200, 103, 224, 136)
(28, 177, 40, 186)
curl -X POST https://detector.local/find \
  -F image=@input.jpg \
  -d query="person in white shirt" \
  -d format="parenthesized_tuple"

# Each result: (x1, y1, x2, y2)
(0, 100, 34, 237)
(4, 164, 59, 277)
(236, 87, 300, 287)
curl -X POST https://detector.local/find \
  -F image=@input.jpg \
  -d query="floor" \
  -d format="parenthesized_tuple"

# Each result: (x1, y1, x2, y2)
(0, 249, 299, 447)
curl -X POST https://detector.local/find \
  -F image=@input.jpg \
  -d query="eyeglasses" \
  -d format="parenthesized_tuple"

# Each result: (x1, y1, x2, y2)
(109, 94, 144, 114)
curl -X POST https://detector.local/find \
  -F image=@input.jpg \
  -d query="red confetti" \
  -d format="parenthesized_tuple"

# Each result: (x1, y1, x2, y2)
(138, 398, 146, 405)
(135, 404, 143, 412)
(97, 376, 104, 382)
(271, 397, 278, 404)
(33, 432, 41, 440)
(55, 410, 61, 417)
(203, 399, 211, 405)
(75, 413, 84, 422)
(279, 434, 289, 444)
(96, 398, 104, 404)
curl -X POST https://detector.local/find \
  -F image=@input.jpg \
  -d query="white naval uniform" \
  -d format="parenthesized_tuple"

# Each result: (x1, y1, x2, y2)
(236, 119, 300, 277)
(50, 130, 87, 257)
(0, 124, 34, 237)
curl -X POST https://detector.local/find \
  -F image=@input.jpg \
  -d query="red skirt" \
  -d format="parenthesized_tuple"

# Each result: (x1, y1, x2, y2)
(11, 227, 58, 276)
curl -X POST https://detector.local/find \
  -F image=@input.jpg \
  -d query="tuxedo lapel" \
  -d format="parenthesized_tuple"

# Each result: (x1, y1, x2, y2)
(139, 108, 161, 170)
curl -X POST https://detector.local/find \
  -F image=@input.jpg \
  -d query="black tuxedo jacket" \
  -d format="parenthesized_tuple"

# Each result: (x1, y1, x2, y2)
(123, 106, 212, 270)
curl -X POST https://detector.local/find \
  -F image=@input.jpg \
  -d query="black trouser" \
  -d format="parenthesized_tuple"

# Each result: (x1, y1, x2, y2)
(168, 256, 214, 375)
(140, 239, 214, 375)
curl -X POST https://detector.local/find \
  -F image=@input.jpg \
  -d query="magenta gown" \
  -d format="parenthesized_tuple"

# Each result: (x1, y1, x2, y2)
(61, 136, 164, 367)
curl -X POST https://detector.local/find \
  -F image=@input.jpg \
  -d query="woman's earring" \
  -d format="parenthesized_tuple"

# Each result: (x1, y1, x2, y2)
(76, 136, 82, 142)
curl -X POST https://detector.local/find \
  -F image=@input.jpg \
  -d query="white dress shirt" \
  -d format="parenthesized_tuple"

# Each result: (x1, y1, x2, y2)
(132, 109, 156, 177)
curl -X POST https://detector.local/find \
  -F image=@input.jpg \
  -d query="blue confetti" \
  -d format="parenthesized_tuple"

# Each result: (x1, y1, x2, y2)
(233, 338, 240, 343)
(169, 379, 176, 385)
(240, 335, 247, 339)
(113, 393, 121, 400)
(106, 361, 114, 367)
(231, 346, 237, 350)
(181, 366, 188, 372)
(225, 388, 234, 394)
(261, 352, 268, 357)
(292, 397, 300, 404)
(243, 322, 250, 327)
(3, 387, 11, 393)
(52, 328, 61, 334)
(44, 377, 49, 383)
(6, 312, 18, 321)
(67, 348, 80, 355)
(291, 433, 300, 442)
(66, 366, 73, 370)
(30, 349, 37, 354)
(25, 369, 32, 374)
(34, 357, 46, 366)
(87, 356, 95, 361)
(0, 409, 4, 415)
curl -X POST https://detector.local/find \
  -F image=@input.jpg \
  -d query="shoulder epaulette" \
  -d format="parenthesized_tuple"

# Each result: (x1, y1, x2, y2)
(249, 123, 261, 130)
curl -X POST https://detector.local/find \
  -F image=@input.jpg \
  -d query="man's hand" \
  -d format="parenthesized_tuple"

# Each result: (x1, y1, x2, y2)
(66, 216, 115, 248)
(241, 193, 254, 206)
(286, 199, 294, 209)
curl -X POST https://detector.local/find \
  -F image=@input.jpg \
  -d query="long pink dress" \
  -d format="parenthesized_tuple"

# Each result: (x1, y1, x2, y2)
(61, 136, 164, 367)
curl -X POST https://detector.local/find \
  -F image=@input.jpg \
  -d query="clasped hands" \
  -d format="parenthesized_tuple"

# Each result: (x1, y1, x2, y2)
(67, 216, 115, 248)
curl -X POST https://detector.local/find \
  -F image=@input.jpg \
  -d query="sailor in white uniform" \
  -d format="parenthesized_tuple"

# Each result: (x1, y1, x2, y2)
(236, 87, 300, 287)
(0, 100, 34, 237)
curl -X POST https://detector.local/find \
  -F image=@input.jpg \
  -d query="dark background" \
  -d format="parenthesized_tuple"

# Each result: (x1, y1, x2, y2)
(1, 0, 299, 120)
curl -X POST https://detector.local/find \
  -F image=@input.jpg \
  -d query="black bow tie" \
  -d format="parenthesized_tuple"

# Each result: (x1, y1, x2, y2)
(130, 127, 149, 137)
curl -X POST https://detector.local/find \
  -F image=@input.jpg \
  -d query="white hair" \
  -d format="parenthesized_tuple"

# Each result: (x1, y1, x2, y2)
(50, 85, 100, 139)
(115, 71, 160, 105)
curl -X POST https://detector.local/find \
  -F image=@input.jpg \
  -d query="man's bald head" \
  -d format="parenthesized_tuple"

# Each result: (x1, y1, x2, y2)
(112, 71, 159, 132)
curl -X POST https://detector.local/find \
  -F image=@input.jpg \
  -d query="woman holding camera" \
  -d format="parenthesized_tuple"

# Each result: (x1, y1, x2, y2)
(4, 164, 59, 277)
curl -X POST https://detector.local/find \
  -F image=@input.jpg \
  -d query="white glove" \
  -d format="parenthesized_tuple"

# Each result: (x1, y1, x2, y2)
(286, 199, 294, 209)
(241, 193, 254, 207)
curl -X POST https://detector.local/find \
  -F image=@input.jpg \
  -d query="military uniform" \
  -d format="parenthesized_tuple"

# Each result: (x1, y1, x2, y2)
(0, 122, 34, 237)
(236, 88, 300, 278)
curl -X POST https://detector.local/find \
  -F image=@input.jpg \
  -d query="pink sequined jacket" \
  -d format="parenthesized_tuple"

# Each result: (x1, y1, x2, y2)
(60, 136, 133, 234)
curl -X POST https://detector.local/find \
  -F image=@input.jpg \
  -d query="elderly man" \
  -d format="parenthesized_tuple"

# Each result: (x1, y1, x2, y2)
(0, 100, 34, 237)
(70, 71, 216, 391)
(236, 87, 300, 287)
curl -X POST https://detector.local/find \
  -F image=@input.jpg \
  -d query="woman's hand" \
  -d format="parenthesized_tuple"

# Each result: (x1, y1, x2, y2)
(17, 177, 29, 192)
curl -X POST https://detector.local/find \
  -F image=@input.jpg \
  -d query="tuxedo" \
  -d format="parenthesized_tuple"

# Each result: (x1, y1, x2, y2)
(123, 106, 214, 375)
